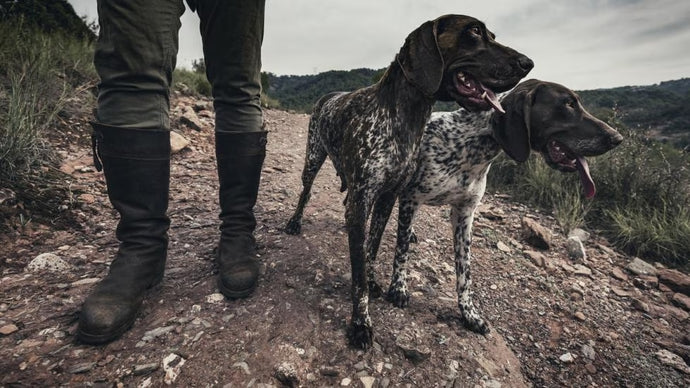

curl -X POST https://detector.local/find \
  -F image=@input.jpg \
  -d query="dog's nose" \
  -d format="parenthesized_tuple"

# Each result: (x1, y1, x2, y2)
(517, 56, 534, 72)
(610, 132, 624, 147)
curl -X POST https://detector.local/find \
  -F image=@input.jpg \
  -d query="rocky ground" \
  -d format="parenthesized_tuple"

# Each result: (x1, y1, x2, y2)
(1, 91, 690, 387)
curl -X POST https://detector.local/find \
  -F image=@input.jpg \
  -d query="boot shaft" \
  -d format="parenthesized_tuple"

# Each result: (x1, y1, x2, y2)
(92, 123, 171, 282)
(215, 131, 267, 238)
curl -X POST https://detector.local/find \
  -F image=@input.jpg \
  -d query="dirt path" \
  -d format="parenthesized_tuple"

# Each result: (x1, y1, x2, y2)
(1, 94, 689, 387)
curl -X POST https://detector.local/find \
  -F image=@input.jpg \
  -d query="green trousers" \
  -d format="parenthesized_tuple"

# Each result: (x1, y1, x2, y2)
(95, 0, 265, 133)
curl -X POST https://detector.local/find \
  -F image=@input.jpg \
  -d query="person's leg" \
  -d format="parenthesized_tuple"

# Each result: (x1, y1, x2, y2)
(193, 0, 266, 298)
(78, 0, 185, 345)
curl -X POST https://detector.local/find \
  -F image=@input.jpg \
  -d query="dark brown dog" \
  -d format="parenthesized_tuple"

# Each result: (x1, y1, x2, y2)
(378, 79, 623, 335)
(285, 15, 533, 349)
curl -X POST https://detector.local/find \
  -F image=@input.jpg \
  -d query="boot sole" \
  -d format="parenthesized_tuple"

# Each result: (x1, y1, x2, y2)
(218, 278, 256, 299)
(76, 315, 136, 345)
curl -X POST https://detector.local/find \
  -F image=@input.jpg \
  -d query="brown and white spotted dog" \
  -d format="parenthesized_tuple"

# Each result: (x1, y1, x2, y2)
(284, 15, 533, 349)
(375, 79, 623, 334)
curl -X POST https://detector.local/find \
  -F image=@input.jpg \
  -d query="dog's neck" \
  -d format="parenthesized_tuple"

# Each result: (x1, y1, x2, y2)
(376, 62, 436, 145)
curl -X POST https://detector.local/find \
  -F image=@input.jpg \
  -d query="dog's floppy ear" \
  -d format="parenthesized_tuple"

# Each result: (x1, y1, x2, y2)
(396, 18, 443, 96)
(491, 80, 540, 162)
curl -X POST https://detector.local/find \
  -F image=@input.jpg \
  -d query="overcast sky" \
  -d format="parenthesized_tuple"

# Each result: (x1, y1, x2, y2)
(68, 0, 690, 90)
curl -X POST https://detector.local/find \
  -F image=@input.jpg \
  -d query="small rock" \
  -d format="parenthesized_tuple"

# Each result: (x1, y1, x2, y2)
(574, 311, 586, 321)
(274, 362, 299, 387)
(233, 361, 250, 375)
(26, 253, 71, 273)
(340, 377, 352, 386)
(0, 324, 19, 335)
(581, 344, 596, 360)
(658, 269, 690, 296)
(521, 217, 552, 250)
(360, 376, 375, 388)
(71, 277, 100, 287)
(568, 228, 590, 242)
(573, 264, 592, 277)
(205, 293, 225, 304)
(142, 325, 175, 342)
(559, 352, 575, 363)
(610, 286, 631, 297)
(170, 131, 190, 154)
(353, 361, 367, 371)
(631, 298, 650, 313)
(625, 257, 657, 276)
(633, 275, 659, 290)
(496, 241, 511, 253)
(70, 362, 96, 374)
(133, 363, 159, 376)
(163, 353, 186, 385)
(656, 349, 690, 375)
(566, 236, 586, 262)
(179, 110, 203, 131)
(380, 377, 391, 388)
(320, 367, 339, 377)
(672, 293, 690, 311)
(611, 267, 628, 281)
(397, 340, 431, 364)
(78, 193, 96, 204)
(524, 250, 545, 267)
(584, 363, 597, 374)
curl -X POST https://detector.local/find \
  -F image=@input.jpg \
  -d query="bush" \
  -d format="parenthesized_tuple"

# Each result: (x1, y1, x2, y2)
(0, 20, 95, 226)
(488, 115, 690, 266)
(172, 68, 212, 97)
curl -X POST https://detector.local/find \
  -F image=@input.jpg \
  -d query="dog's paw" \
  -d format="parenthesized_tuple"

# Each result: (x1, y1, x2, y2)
(284, 218, 302, 235)
(368, 281, 383, 299)
(348, 320, 374, 350)
(409, 230, 418, 244)
(461, 314, 490, 335)
(386, 286, 410, 308)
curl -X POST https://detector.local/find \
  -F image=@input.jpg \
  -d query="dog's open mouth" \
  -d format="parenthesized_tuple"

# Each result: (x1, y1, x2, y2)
(453, 72, 505, 113)
(547, 140, 596, 198)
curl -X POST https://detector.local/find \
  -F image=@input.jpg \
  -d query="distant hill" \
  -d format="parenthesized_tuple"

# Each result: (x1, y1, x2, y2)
(578, 78, 690, 148)
(264, 72, 690, 148)
(0, 0, 95, 41)
(264, 68, 382, 113)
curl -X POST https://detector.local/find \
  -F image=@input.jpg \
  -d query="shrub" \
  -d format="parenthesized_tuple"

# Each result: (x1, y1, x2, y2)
(172, 68, 212, 97)
(0, 20, 95, 226)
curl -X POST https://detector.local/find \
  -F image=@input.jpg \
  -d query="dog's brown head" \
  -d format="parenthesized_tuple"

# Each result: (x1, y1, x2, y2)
(492, 79, 624, 198)
(397, 14, 533, 112)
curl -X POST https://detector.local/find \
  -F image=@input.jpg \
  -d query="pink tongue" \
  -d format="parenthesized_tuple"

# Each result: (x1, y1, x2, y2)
(481, 86, 505, 113)
(575, 156, 596, 198)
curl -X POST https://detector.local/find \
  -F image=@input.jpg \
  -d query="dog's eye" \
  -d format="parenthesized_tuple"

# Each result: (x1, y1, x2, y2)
(565, 99, 576, 109)
(469, 27, 482, 37)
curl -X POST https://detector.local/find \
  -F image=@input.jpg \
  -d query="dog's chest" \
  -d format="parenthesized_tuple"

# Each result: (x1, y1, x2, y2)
(407, 111, 498, 206)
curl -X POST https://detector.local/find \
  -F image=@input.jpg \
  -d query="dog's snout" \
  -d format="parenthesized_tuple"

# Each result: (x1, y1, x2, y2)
(610, 132, 624, 147)
(517, 56, 534, 73)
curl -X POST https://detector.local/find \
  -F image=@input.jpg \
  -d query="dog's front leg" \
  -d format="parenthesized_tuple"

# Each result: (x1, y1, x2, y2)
(345, 190, 374, 349)
(386, 196, 417, 307)
(451, 204, 489, 334)
(365, 191, 396, 298)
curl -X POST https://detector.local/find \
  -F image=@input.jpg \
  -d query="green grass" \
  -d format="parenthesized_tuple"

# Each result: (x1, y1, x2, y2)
(0, 20, 95, 226)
